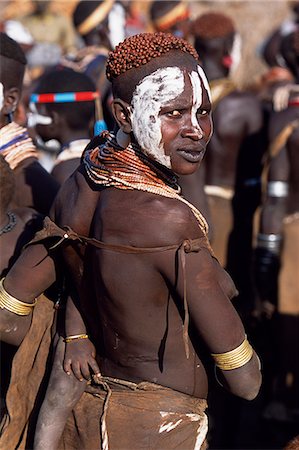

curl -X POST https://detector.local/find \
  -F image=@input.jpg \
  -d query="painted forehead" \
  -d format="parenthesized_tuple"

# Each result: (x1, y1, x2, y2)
(132, 64, 211, 105)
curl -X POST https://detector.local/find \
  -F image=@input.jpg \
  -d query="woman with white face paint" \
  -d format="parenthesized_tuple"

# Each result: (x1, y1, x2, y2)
(1, 33, 261, 450)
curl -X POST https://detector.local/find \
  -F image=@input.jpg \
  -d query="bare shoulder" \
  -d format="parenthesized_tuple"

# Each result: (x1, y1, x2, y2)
(51, 164, 101, 234)
(101, 189, 206, 248)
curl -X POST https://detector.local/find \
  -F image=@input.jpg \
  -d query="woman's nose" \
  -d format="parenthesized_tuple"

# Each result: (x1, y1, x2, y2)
(181, 117, 203, 140)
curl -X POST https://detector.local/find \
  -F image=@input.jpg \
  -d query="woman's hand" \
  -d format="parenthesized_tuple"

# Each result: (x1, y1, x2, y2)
(63, 338, 101, 382)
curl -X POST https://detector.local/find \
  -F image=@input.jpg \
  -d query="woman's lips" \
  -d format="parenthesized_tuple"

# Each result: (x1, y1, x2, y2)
(177, 148, 204, 163)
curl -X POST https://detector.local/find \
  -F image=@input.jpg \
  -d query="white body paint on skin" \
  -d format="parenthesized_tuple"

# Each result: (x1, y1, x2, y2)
(130, 67, 184, 168)
(130, 65, 210, 168)
(197, 66, 211, 102)
(189, 71, 203, 132)
(0, 82, 4, 111)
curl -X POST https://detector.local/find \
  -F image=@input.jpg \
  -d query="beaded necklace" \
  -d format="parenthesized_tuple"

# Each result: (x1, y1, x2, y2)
(83, 132, 209, 237)
(0, 212, 17, 236)
(0, 122, 38, 170)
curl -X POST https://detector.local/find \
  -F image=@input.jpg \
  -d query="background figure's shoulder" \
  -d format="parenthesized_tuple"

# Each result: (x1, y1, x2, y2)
(217, 89, 263, 131)
(222, 88, 262, 111)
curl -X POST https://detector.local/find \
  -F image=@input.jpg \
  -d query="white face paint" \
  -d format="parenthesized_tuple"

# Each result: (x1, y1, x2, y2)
(27, 102, 53, 128)
(189, 71, 203, 132)
(130, 65, 211, 168)
(0, 82, 4, 111)
(197, 66, 211, 102)
(130, 67, 185, 168)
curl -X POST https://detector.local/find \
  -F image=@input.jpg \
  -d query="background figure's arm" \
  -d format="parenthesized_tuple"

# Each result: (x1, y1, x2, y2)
(255, 146, 289, 317)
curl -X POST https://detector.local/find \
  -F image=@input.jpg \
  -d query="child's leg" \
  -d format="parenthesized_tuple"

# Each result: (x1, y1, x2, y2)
(33, 337, 87, 450)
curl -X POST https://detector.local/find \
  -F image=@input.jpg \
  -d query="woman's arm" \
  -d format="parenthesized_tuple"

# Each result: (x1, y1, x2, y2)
(154, 205, 262, 400)
(63, 294, 101, 381)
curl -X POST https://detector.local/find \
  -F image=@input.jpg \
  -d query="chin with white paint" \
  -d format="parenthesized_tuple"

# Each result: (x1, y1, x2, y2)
(130, 67, 185, 169)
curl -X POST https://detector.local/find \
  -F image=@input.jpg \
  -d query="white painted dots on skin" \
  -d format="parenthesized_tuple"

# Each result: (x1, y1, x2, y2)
(130, 67, 185, 168)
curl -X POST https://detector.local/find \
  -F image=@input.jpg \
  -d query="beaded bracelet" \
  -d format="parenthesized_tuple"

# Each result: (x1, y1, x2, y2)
(64, 334, 89, 343)
(0, 278, 37, 316)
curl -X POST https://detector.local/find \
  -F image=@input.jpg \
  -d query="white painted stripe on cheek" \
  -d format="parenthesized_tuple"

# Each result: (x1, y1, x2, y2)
(189, 71, 202, 129)
(130, 67, 184, 168)
(197, 66, 211, 102)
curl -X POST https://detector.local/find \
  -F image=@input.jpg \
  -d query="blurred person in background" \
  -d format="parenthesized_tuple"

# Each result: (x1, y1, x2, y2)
(255, 28, 299, 448)
(149, 0, 191, 40)
(18, 0, 77, 80)
(192, 12, 265, 316)
(28, 68, 97, 185)
(191, 12, 266, 449)
(61, 0, 118, 131)
(121, 0, 148, 38)
(260, 1, 299, 69)
(0, 32, 59, 215)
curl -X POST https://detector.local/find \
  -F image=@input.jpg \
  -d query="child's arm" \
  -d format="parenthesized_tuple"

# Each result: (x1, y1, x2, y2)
(63, 295, 101, 382)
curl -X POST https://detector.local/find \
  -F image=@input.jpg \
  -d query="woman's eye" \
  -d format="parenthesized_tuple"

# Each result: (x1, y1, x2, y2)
(168, 110, 182, 117)
(197, 109, 209, 116)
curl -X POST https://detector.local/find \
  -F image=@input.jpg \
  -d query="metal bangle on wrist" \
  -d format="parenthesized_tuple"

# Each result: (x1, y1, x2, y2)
(64, 334, 89, 343)
(0, 278, 37, 316)
(256, 233, 282, 255)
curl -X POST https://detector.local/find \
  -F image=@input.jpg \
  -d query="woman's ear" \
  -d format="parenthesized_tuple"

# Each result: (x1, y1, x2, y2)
(111, 98, 132, 134)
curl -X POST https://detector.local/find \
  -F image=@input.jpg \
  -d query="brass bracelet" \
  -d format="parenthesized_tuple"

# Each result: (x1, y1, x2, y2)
(0, 278, 37, 316)
(211, 336, 254, 371)
(64, 334, 89, 343)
